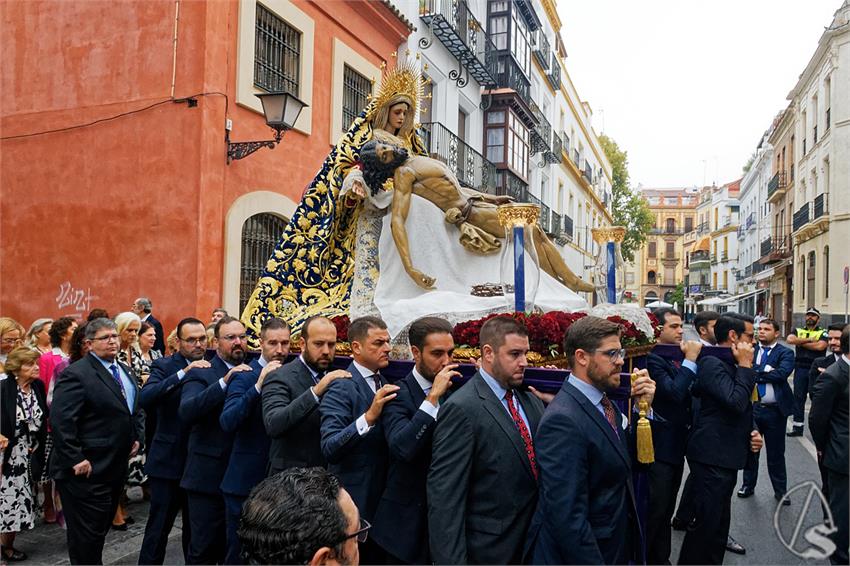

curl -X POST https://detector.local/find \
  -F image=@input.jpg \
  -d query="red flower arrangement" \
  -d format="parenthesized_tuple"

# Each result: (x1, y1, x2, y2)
(452, 310, 655, 357)
(330, 315, 350, 342)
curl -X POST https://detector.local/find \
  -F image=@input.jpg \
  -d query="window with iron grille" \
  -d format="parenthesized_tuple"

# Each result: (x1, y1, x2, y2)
(254, 4, 301, 95)
(240, 213, 288, 314)
(342, 65, 371, 129)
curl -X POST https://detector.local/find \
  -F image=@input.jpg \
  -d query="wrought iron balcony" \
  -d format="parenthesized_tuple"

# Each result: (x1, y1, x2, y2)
(793, 202, 809, 231)
(710, 255, 718, 265)
(814, 193, 826, 219)
(752, 261, 765, 275)
(572, 149, 581, 169)
(721, 251, 729, 262)
(544, 132, 562, 164)
(420, 121, 496, 191)
(767, 171, 786, 199)
(492, 54, 531, 100)
(561, 130, 570, 155)
(529, 101, 552, 156)
(532, 29, 550, 70)
(697, 221, 710, 235)
(760, 236, 791, 264)
(547, 52, 561, 90)
(494, 169, 528, 202)
(419, 0, 496, 86)
(581, 161, 593, 183)
(563, 214, 574, 240)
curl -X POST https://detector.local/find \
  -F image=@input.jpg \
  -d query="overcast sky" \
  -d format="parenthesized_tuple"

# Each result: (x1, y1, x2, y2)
(558, 0, 841, 189)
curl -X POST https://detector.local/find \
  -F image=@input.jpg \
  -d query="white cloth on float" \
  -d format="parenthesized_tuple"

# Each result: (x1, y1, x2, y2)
(373, 194, 589, 337)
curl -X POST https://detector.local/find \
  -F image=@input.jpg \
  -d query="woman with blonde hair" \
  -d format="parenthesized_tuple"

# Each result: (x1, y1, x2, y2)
(112, 312, 145, 530)
(24, 319, 53, 355)
(0, 347, 48, 561)
(0, 318, 25, 367)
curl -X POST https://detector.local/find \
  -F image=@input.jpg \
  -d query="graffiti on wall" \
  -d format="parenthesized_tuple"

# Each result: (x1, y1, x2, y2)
(55, 281, 99, 314)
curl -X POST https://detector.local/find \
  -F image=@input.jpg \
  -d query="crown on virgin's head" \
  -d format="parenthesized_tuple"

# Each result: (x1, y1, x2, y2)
(366, 54, 431, 120)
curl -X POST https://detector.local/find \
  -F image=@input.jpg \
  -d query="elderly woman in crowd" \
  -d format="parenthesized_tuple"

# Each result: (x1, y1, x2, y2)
(111, 312, 145, 530)
(0, 348, 48, 562)
(24, 319, 53, 355)
(35, 316, 77, 525)
(0, 318, 25, 367)
(136, 321, 162, 381)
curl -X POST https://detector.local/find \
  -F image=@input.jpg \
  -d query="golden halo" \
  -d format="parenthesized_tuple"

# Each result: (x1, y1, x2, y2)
(367, 60, 427, 120)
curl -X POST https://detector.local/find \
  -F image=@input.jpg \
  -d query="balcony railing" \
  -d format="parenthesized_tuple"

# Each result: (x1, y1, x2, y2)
(697, 221, 710, 235)
(790, 164, 795, 183)
(492, 53, 530, 100)
(420, 121, 496, 190)
(793, 202, 810, 231)
(550, 210, 562, 237)
(529, 101, 551, 156)
(545, 132, 562, 164)
(572, 149, 581, 169)
(767, 171, 786, 198)
(494, 169, 528, 202)
(721, 251, 729, 261)
(561, 130, 570, 155)
(760, 236, 791, 264)
(582, 161, 593, 183)
(745, 212, 755, 229)
(419, 0, 497, 86)
(532, 29, 550, 70)
(710, 255, 718, 265)
(752, 261, 765, 275)
(562, 214, 574, 240)
(547, 52, 561, 90)
(814, 193, 826, 219)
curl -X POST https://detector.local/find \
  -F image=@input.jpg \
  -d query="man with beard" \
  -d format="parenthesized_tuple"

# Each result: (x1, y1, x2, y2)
(428, 316, 545, 564)
(694, 310, 720, 346)
(320, 316, 398, 564)
(678, 315, 760, 565)
(372, 317, 458, 564)
(139, 317, 208, 564)
(525, 316, 654, 564)
(786, 307, 828, 436)
(263, 316, 351, 474)
(645, 308, 701, 564)
(357, 139, 594, 293)
(179, 316, 252, 564)
(220, 318, 290, 564)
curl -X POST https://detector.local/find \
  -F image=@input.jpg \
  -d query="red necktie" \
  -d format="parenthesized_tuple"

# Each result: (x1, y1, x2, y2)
(600, 393, 620, 438)
(504, 389, 537, 479)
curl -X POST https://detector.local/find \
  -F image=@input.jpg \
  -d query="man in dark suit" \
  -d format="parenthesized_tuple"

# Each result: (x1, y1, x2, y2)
(372, 317, 457, 564)
(320, 316, 398, 564)
(50, 318, 145, 565)
(132, 297, 165, 354)
(809, 324, 849, 565)
(525, 316, 654, 564)
(428, 316, 544, 564)
(262, 316, 351, 474)
(138, 317, 208, 565)
(219, 317, 290, 565)
(645, 307, 701, 564)
(179, 316, 252, 564)
(738, 318, 795, 502)
(679, 314, 760, 564)
(808, 322, 845, 501)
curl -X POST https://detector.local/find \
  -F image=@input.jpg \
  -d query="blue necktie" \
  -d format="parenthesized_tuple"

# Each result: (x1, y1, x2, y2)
(757, 347, 771, 399)
(109, 364, 126, 398)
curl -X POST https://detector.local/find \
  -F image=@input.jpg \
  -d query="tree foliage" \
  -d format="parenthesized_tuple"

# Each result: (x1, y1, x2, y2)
(598, 134, 653, 262)
(668, 282, 685, 308)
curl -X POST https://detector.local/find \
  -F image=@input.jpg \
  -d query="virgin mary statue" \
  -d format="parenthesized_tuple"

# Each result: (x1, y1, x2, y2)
(241, 62, 429, 347)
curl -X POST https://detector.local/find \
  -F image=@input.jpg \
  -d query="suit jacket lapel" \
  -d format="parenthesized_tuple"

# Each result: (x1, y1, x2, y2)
(405, 373, 426, 407)
(474, 375, 535, 480)
(88, 354, 129, 410)
(516, 389, 542, 433)
(564, 381, 630, 467)
(347, 364, 375, 405)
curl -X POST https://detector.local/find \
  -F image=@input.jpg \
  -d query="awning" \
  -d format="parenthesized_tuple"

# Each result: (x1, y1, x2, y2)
(754, 267, 775, 282)
(721, 288, 769, 305)
(698, 296, 728, 306)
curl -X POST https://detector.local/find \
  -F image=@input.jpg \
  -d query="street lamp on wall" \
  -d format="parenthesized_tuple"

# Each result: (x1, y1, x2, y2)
(226, 92, 308, 164)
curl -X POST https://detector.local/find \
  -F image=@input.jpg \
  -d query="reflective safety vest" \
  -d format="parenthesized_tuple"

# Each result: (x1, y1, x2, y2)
(794, 326, 826, 366)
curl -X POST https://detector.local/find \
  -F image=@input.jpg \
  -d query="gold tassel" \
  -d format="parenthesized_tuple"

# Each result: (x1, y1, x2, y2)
(632, 371, 654, 464)
(751, 385, 759, 402)
(636, 400, 655, 464)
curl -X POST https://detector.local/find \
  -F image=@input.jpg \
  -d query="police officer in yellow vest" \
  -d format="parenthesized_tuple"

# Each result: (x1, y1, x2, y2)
(786, 307, 828, 436)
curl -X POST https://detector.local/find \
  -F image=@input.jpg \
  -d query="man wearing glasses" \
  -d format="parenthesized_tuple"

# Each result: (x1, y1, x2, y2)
(525, 316, 655, 565)
(179, 316, 253, 564)
(139, 317, 209, 564)
(239, 467, 367, 565)
(50, 317, 145, 565)
(678, 314, 761, 564)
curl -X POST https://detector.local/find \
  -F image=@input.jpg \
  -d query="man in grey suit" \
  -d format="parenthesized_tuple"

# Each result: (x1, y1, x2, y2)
(427, 316, 544, 564)
(262, 316, 351, 474)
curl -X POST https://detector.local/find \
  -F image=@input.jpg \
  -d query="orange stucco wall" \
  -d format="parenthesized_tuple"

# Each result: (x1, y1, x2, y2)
(1, 0, 409, 334)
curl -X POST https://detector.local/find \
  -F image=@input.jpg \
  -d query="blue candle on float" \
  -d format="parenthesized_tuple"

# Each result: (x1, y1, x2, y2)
(606, 241, 617, 303)
(514, 225, 525, 313)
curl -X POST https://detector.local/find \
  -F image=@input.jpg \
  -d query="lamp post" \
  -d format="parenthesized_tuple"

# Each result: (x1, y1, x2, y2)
(226, 91, 308, 164)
